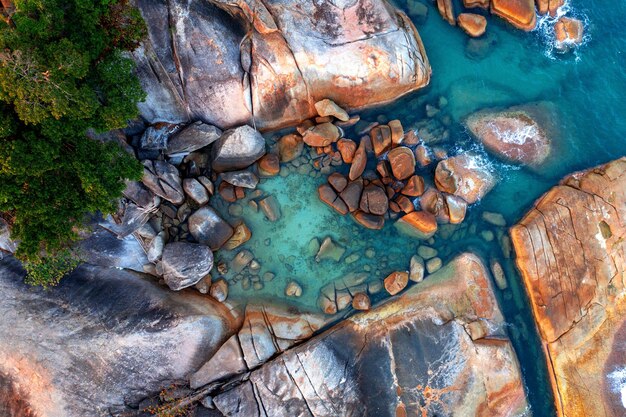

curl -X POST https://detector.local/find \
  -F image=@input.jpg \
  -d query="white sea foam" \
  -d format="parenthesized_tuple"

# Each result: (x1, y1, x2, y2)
(608, 367, 626, 408)
(535, 0, 591, 60)
(485, 120, 539, 145)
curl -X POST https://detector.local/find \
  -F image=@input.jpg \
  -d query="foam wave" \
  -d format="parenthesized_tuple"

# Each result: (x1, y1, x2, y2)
(535, 0, 591, 60)
(608, 366, 626, 408)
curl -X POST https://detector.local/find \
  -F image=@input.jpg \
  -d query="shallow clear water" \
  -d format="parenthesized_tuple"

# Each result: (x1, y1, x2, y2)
(212, 1, 626, 415)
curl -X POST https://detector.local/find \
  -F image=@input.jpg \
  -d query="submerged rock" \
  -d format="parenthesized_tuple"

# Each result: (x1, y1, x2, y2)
(394, 211, 438, 239)
(133, 0, 431, 131)
(511, 157, 626, 417)
(213, 254, 528, 416)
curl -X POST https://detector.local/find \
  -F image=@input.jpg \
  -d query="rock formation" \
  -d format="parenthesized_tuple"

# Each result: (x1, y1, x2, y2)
(511, 157, 626, 417)
(213, 254, 529, 416)
(0, 257, 240, 417)
(132, 0, 431, 131)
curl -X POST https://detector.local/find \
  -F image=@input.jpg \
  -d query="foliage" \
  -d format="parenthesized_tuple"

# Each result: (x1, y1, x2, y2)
(0, 0, 147, 286)
(143, 385, 196, 417)
(23, 249, 80, 289)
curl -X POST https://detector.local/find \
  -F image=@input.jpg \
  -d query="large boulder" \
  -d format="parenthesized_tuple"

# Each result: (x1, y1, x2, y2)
(211, 125, 266, 172)
(490, 0, 537, 31)
(141, 160, 185, 205)
(511, 157, 626, 417)
(0, 257, 239, 417)
(465, 103, 557, 169)
(166, 121, 222, 155)
(188, 206, 234, 250)
(213, 254, 529, 416)
(160, 242, 214, 290)
(435, 153, 497, 204)
(132, 0, 431, 131)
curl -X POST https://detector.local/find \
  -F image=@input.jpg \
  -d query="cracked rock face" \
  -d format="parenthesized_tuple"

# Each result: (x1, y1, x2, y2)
(132, 0, 431, 131)
(511, 157, 626, 417)
(0, 257, 239, 417)
(213, 253, 529, 416)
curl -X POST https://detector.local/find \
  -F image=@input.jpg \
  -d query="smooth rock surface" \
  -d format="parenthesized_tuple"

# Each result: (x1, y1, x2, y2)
(188, 207, 234, 250)
(161, 242, 214, 290)
(213, 254, 529, 416)
(435, 153, 496, 204)
(211, 125, 266, 172)
(511, 157, 626, 417)
(490, 0, 537, 31)
(166, 121, 222, 155)
(0, 258, 238, 417)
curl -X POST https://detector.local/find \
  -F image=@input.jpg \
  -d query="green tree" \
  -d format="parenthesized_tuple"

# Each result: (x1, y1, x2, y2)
(0, 0, 147, 286)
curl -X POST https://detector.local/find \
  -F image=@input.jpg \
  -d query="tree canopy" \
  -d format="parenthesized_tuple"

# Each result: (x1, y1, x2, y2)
(0, 0, 147, 286)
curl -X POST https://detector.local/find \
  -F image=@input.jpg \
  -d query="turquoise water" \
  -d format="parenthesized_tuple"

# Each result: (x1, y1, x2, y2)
(211, 1, 626, 416)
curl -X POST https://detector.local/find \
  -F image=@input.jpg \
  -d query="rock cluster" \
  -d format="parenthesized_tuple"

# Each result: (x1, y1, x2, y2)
(511, 158, 626, 417)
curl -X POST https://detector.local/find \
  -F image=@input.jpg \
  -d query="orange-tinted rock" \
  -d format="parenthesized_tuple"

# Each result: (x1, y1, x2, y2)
(554, 17, 584, 50)
(458, 13, 487, 37)
(218, 181, 237, 202)
(352, 293, 371, 310)
(403, 130, 419, 145)
(224, 221, 252, 250)
(394, 211, 438, 239)
(296, 120, 315, 135)
(388, 119, 404, 145)
(328, 172, 348, 192)
(437, 0, 456, 25)
(535, 0, 563, 16)
(387, 147, 416, 180)
(337, 138, 357, 163)
(318, 184, 349, 215)
(370, 125, 392, 156)
(464, 0, 490, 8)
(213, 254, 529, 417)
(302, 122, 340, 147)
(420, 188, 447, 221)
(349, 140, 367, 180)
(415, 144, 433, 167)
(352, 210, 385, 230)
(434, 153, 496, 204)
(278, 133, 303, 162)
(314, 99, 350, 121)
(360, 184, 389, 215)
(401, 175, 425, 197)
(384, 271, 409, 295)
(258, 153, 280, 176)
(445, 194, 467, 224)
(395, 195, 415, 213)
(340, 179, 364, 212)
(511, 158, 626, 417)
(490, 0, 536, 31)
(466, 103, 554, 168)
(376, 160, 391, 178)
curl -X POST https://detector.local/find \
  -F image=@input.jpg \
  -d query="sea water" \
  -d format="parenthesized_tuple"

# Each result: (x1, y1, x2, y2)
(212, 1, 626, 416)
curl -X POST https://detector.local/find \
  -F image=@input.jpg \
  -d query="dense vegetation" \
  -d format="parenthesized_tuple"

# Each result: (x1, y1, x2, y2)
(0, 0, 146, 287)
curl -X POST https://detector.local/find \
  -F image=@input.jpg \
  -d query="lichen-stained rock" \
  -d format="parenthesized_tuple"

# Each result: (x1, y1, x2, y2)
(133, 0, 431, 131)
(510, 157, 626, 417)
(0, 257, 239, 417)
(213, 254, 529, 417)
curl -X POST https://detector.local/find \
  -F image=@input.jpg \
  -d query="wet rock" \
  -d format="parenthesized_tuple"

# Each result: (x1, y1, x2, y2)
(437, 0, 456, 25)
(140, 123, 179, 150)
(409, 255, 425, 282)
(415, 144, 433, 167)
(161, 242, 214, 290)
(318, 184, 349, 215)
(212, 126, 265, 172)
(395, 195, 415, 213)
(352, 293, 371, 310)
(458, 13, 487, 37)
(258, 153, 280, 177)
(420, 187, 448, 222)
(232, 250, 254, 273)
(554, 17, 584, 51)
(401, 175, 425, 197)
(285, 281, 303, 297)
(218, 181, 237, 202)
(465, 103, 554, 168)
(314, 99, 349, 121)
(490, 0, 536, 31)
(337, 138, 357, 163)
(259, 195, 281, 221)
(198, 176, 215, 195)
(210, 278, 229, 302)
(316, 237, 346, 262)
(142, 160, 185, 205)
(510, 157, 626, 417)
(166, 121, 222, 155)
(188, 207, 234, 250)
(536, 0, 564, 16)
(224, 221, 252, 250)
(394, 211, 438, 239)
(302, 123, 340, 147)
(388, 119, 404, 145)
(352, 211, 385, 230)
(183, 178, 210, 205)
(328, 173, 348, 192)
(434, 153, 496, 204)
(336, 290, 353, 311)
(340, 179, 364, 213)
(464, 0, 490, 7)
(359, 184, 389, 216)
(348, 140, 368, 181)
(0, 259, 238, 416)
(221, 170, 259, 189)
(387, 146, 416, 180)
(278, 133, 304, 162)
(370, 125, 392, 157)
(445, 194, 468, 224)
